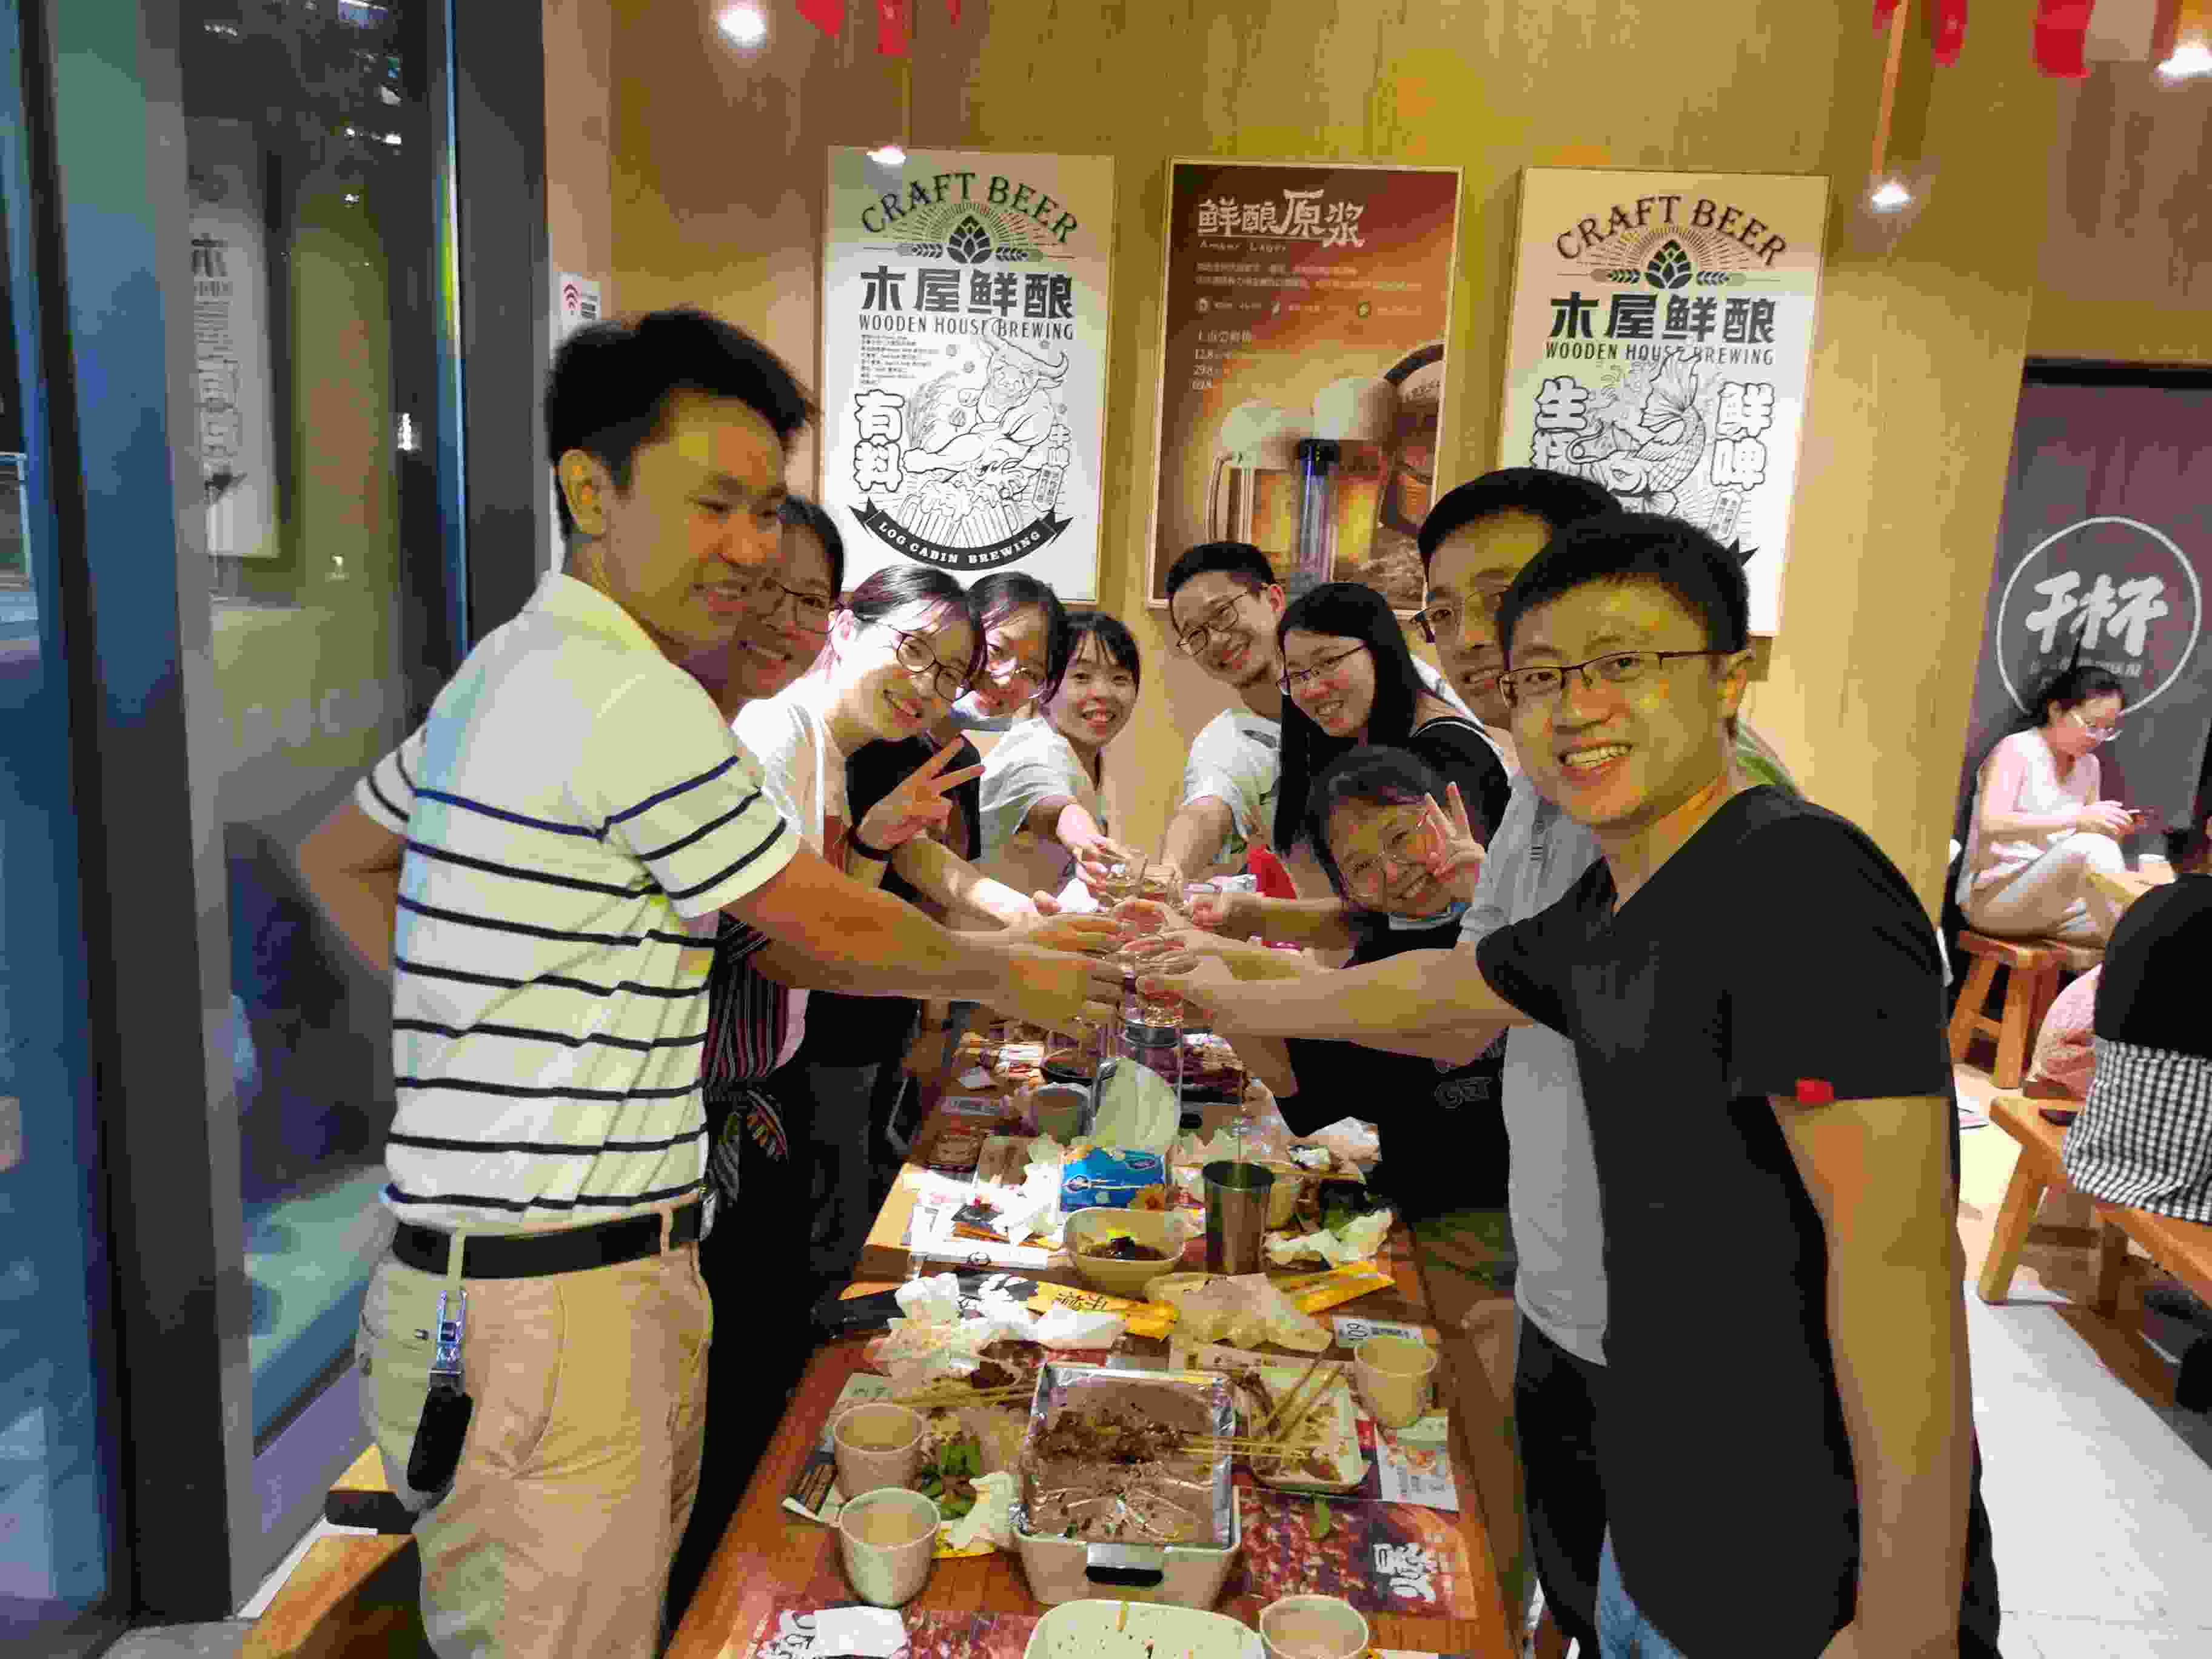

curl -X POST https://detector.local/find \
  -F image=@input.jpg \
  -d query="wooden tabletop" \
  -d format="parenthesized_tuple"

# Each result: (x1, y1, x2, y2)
(2091, 865, 2176, 914)
(668, 1297, 1512, 1659)
(671, 1062, 1513, 1659)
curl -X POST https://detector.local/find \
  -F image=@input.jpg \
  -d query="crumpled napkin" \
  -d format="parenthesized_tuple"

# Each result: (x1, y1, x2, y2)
(1174, 1128, 1245, 1166)
(1149, 1272, 1330, 1353)
(870, 1305, 1036, 1392)
(1264, 1207, 1392, 1268)
(895, 1272, 965, 1326)
(1032, 1304, 1128, 1349)
(1055, 874, 1104, 913)
(943, 1469, 1019, 1552)
(1307, 1117, 1381, 1165)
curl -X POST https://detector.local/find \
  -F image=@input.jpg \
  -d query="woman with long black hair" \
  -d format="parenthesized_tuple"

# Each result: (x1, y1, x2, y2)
(1270, 581, 1510, 882)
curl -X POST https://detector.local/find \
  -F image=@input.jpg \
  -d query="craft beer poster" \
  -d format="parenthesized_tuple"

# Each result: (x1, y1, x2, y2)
(1147, 159, 1464, 612)
(1496, 168, 1829, 635)
(822, 148, 1114, 600)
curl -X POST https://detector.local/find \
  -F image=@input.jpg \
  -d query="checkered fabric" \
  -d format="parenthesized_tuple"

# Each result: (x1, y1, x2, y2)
(2062, 1037, 2212, 1224)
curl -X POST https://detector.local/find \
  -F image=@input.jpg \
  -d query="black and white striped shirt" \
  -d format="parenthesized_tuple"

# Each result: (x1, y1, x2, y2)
(354, 573, 797, 1231)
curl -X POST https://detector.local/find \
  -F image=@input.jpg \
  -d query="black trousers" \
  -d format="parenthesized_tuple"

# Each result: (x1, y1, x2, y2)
(665, 1088, 819, 1634)
(1512, 1314, 1607, 1651)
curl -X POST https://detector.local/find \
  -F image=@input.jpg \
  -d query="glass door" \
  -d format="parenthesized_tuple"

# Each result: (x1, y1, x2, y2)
(0, 1, 126, 1646)
(174, 0, 461, 1563)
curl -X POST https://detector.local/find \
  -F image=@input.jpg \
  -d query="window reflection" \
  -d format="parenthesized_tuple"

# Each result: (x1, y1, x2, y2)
(183, 0, 441, 1450)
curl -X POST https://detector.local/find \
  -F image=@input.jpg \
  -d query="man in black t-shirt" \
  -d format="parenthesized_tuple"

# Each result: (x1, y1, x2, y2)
(1150, 513, 1999, 1657)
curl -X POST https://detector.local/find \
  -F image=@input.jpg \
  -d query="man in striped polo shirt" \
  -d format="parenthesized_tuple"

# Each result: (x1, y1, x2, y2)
(298, 309, 1114, 1656)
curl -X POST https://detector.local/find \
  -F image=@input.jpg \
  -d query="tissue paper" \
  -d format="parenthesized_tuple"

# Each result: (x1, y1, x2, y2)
(1032, 1304, 1129, 1349)
(1309, 1117, 1381, 1165)
(1149, 1273, 1332, 1353)
(1265, 1208, 1393, 1268)
(895, 1273, 965, 1326)
(942, 1469, 1018, 1552)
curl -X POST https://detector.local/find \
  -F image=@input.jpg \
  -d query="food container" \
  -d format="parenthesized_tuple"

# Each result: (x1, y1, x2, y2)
(1013, 1363, 1242, 1608)
(1020, 1598, 1258, 1659)
(1218, 1361, 1366, 1495)
(1014, 1490, 1244, 1608)
(1065, 1208, 1187, 1298)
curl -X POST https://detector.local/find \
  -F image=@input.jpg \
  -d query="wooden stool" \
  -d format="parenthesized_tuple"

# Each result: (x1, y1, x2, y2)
(1947, 933, 2100, 1088)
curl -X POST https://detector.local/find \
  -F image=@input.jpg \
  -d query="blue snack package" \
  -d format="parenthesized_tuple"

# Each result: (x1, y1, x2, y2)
(1059, 1147, 1168, 1213)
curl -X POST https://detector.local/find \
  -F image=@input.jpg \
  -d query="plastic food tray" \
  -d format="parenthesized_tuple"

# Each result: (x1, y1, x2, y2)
(1013, 1487, 1242, 1608)
(1018, 1597, 1262, 1659)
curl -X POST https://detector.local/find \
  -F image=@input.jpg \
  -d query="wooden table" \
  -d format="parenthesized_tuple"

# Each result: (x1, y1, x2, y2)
(672, 1088, 1514, 1658)
(2090, 863, 2177, 914)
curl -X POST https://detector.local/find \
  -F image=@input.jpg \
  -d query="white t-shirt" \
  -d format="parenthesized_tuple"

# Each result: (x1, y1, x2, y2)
(1177, 659, 1472, 870)
(732, 677, 857, 1054)
(978, 716, 1103, 901)
(733, 677, 850, 861)
(354, 573, 797, 1232)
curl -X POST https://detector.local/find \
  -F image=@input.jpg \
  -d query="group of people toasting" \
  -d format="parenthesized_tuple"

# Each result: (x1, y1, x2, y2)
(299, 305, 2003, 1659)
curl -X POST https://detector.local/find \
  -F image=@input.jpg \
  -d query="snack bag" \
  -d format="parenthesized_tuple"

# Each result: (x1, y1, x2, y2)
(1059, 1146, 1168, 1213)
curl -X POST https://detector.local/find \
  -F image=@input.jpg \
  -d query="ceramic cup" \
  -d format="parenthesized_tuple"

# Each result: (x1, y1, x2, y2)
(831, 1402, 924, 1500)
(836, 1487, 940, 1607)
(1353, 1333, 1438, 1429)
(1259, 1594, 1371, 1659)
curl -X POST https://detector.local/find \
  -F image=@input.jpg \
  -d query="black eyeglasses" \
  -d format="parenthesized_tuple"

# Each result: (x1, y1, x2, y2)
(1173, 591, 1253, 657)
(730, 570, 833, 633)
(1498, 649, 1736, 707)
(888, 628, 974, 702)
(1415, 587, 1507, 647)
(1279, 644, 1369, 695)
(983, 642, 1047, 690)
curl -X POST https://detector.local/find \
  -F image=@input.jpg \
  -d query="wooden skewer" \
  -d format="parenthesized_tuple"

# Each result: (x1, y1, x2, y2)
(1271, 1373, 1339, 1450)
(1255, 1355, 1334, 1441)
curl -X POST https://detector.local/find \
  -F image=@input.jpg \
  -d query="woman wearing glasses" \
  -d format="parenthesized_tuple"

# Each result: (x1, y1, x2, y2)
(1270, 582, 1510, 890)
(734, 564, 1053, 1277)
(933, 571, 1070, 735)
(1957, 663, 2135, 945)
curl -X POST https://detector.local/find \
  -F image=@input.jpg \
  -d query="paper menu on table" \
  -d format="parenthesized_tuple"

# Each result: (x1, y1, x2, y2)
(1363, 1412, 1457, 1511)
(940, 1095, 1013, 1120)
(1332, 1315, 1424, 1350)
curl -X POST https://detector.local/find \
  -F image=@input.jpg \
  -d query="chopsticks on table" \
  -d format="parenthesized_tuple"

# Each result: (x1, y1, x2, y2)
(891, 1382, 1035, 1409)
(1256, 1355, 1335, 1441)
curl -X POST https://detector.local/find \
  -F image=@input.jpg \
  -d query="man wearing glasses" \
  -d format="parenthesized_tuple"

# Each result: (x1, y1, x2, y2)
(1151, 513, 2000, 1658)
(1158, 541, 1468, 885)
(295, 309, 1115, 1656)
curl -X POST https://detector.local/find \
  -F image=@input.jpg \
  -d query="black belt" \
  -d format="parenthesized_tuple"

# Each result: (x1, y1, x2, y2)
(392, 1202, 705, 1279)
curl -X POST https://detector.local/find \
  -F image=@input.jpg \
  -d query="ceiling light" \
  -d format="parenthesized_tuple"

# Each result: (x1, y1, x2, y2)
(2157, 41, 2212, 79)
(1868, 179, 1912, 211)
(868, 144, 907, 167)
(717, 4, 767, 47)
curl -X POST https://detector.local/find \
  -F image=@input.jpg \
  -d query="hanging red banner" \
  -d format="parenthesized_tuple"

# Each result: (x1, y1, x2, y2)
(2033, 0, 2097, 76)
(876, 0, 911, 55)
(1932, 0, 1969, 64)
(948, 0, 962, 21)
(797, 0, 843, 35)
(1875, 2, 1970, 65)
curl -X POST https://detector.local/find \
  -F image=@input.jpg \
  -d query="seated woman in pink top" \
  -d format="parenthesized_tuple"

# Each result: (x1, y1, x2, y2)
(1957, 665, 2134, 945)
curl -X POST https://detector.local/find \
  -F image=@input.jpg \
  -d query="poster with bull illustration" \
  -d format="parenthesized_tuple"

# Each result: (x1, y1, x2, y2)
(821, 147, 1114, 600)
(1496, 168, 1829, 635)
